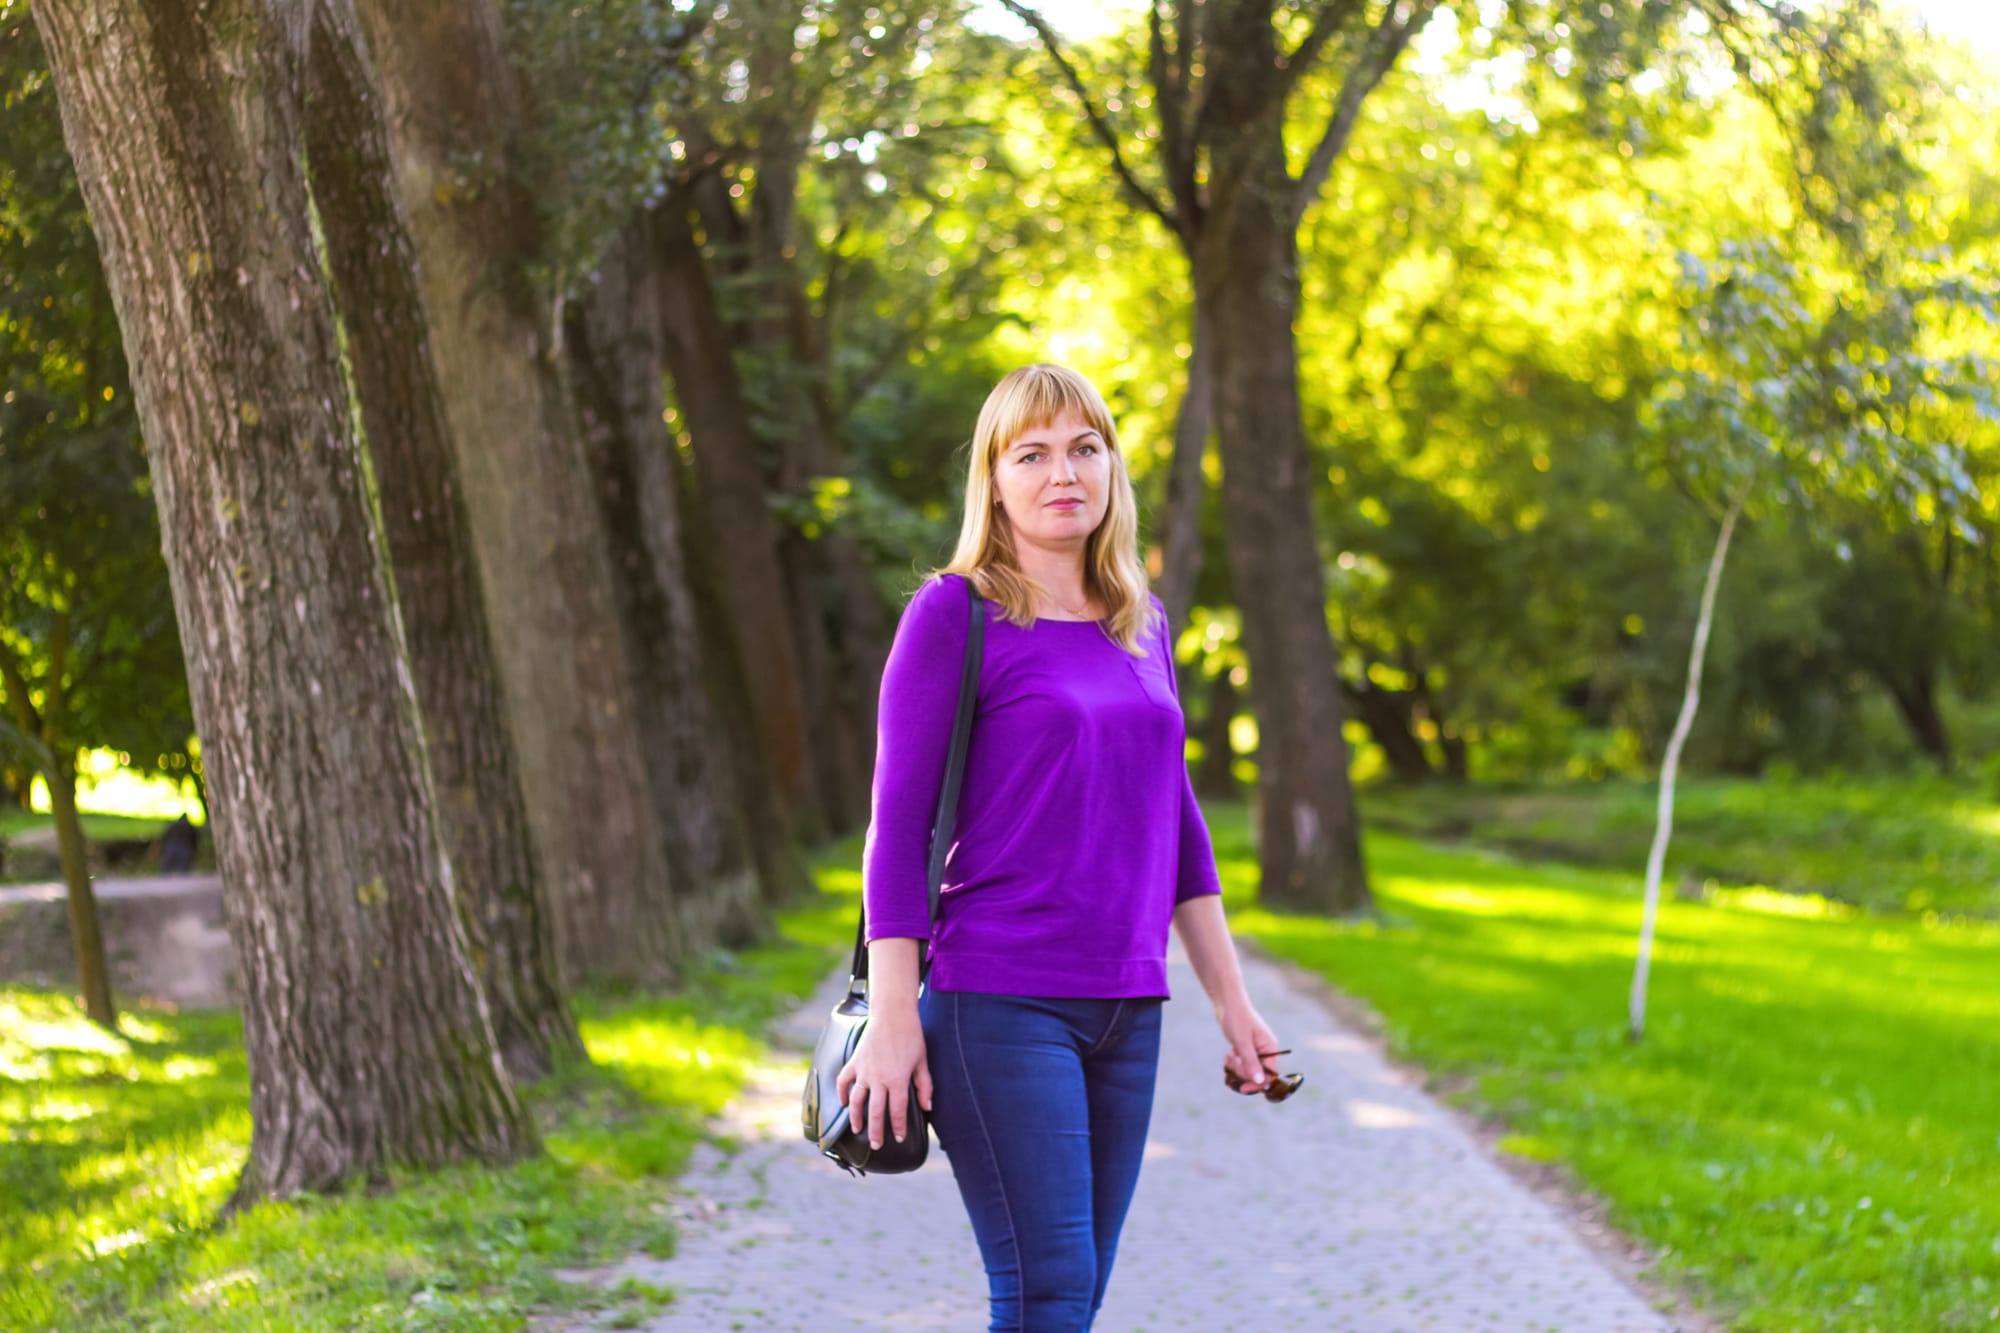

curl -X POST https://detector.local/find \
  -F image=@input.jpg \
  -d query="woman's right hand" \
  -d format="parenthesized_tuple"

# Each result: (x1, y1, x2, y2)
(836, 1007, 933, 1150)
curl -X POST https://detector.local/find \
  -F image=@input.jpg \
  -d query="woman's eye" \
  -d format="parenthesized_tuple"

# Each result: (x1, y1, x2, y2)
(1076, 443, 1098, 456)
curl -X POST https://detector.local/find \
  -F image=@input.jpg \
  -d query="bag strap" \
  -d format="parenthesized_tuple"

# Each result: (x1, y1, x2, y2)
(852, 575, 985, 985)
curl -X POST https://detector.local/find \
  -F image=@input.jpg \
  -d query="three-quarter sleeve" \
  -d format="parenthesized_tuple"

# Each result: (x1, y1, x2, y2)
(861, 575, 973, 943)
(1153, 595, 1224, 905)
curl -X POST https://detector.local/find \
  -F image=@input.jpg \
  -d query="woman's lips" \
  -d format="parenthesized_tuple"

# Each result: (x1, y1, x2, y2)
(1046, 499, 1083, 509)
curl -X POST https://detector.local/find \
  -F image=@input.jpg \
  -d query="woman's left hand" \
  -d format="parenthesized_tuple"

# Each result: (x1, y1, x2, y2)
(1217, 1000, 1282, 1091)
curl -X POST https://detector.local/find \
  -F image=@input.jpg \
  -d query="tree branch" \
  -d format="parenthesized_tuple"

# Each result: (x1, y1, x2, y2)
(1290, 0, 1434, 228)
(1148, 2, 1189, 224)
(0, 638, 45, 751)
(43, 608, 71, 738)
(815, 216, 852, 334)
(1144, 0, 1206, 240)
(998, 0, 1182, 234)
(1273, 0, 1370, 108)
(1173, 0, 1230, 178)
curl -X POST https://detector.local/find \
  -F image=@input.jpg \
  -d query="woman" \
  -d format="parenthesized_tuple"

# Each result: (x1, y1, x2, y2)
(839, 363, 1285, 1331)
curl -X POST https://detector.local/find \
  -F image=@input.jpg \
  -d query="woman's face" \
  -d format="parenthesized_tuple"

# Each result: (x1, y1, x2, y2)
(992, 410, 1112, 552)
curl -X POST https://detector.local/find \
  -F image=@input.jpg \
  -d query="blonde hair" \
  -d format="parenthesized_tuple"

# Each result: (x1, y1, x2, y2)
(928, 363, 1158, 656)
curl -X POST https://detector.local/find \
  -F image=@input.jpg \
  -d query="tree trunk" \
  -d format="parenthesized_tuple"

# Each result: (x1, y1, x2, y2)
(304, 0, 581, 1083)
(1156, 304, 1214, 632)
(1409, 660, 1469, 781)
(654, 202, 824, 843)
(1344, 680, 1436, 783)
(777, 254, 890, 738)
(774, 473, 883, 838)
(1630, 494, 1742, 1042)
(31, 0, 535, 1197)
(673, 124, 888, 838)
(46, 756, 115, 1029)
(351, 0, 685, 983)
(1195, 139, 1370, 913)
(1440, 731, 1469, 782)
(1194, 666, 1242, 800)
(673, 450, 819, 910)
(1883, 669, 1953, 773)
(772, 527, 848, 831)
(566, 214, 768, 948)
(741, 146, 886, 837)
(820, 534, 889, 829)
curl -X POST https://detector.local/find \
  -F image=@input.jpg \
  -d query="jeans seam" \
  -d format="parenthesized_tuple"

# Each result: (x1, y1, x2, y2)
(1083, 999, 1126, 1058)
(955, 991, 1024, 1328)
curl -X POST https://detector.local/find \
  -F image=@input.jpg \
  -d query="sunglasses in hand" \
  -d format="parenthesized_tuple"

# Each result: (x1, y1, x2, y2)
(1224, 1048, 1304, 1103)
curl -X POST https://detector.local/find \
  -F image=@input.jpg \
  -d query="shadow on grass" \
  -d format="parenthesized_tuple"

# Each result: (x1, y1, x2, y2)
(1, 862, 856, 1333)
(1205, 806, 2000, 1333)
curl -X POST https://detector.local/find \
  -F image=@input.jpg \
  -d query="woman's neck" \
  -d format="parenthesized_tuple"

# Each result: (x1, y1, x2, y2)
(1014, 546, 1093, 617)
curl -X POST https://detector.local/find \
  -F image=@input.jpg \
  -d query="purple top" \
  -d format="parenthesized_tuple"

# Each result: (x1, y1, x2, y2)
(861, 573, 1225, 998)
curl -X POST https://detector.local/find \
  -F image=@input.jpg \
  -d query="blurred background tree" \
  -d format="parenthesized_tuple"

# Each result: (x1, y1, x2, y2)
(0, 19, 190, 1028)
(5, 0, 1996, 1200)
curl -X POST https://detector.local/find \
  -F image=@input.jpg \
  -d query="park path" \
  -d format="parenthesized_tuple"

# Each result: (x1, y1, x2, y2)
(0, 873, 220, 906)
(566, 940, 1702, 1333)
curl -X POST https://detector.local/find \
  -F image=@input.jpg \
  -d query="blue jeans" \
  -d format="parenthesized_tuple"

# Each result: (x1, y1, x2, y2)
(918, 987, 1165, 1332)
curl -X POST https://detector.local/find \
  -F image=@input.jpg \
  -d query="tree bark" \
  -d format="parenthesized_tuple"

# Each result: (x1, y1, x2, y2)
(673, 446, 818, 910)
(1194, 93, 1370, 912)
(566, 214, 768, 947)
(1194, 666, 1242, 800)
(1005, 0, 1400, 912)
(740, 142, 886, 837)
(1883, 669, 1952, 773)
(47, 756, 115, 1028)
(1408, 657, 1469, 782)
(1156, 304, 1214, 633)
(0, 648, 113, 1025)
(351, 0, 685, 983)
(304, 0, 581, 1082)
(654, 201, 824, 843)
(1440, 731, 1469, 782)
(1344, 679, 1437, 784)
(1631, 494, 1742, 1042)
(30, 0, 535, 1197)
(775, 532, 853, 830)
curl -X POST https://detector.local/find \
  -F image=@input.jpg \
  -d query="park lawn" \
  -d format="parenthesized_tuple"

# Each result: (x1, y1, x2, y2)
(0, 810, 176, 845)
(11, 792, 1996, 1331)
(1364, 774, 2000, 918)
(1208, 805, 2000, 1333)
(0, 846, 858, 1333)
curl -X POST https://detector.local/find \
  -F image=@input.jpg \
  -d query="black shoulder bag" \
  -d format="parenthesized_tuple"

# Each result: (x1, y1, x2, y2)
(801, 577, 984, 1175)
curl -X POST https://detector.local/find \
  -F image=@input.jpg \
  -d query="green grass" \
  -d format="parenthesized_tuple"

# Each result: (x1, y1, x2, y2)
(1364, 774, 2000, 918)
(1, 842, 858, 1333)
(1209, 803, 2000, 1333)
(14, 781, 2000, 1331)
(0, 811, 178, 845)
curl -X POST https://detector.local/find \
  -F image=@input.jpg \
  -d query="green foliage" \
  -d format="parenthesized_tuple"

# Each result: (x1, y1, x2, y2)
(0, 17, 194, 796)
(1266, 6, 1999, 779)
(20, 0, 1995, 790)
(1214, 805, 2000, 1333)
(0, 853, 856, 1332)
(1651, 236, 1998, 514)
(501, 0, 700, 293)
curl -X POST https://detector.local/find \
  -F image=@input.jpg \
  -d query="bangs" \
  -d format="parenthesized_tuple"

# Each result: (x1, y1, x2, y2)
(978, 364, 1119, 463)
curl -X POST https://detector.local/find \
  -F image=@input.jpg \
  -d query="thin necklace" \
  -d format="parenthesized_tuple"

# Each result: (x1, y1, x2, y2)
(1045, 589, 1097, 619)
